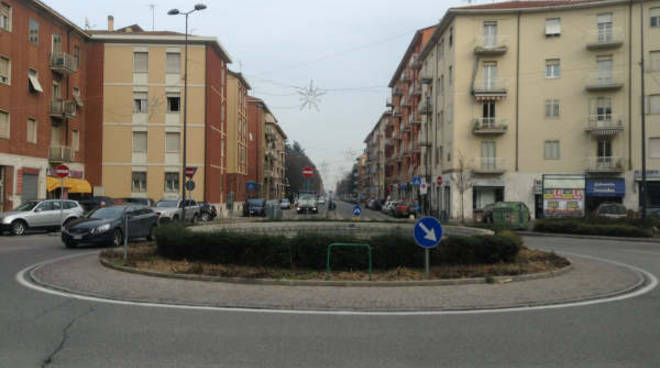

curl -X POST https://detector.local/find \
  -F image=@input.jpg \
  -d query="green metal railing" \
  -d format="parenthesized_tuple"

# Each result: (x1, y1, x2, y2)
(325, 242, 372, 281)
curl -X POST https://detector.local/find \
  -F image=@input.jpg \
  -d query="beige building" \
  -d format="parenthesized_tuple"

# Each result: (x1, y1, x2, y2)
(264, 119, 287, 200)
(225, 70, 250, 207)
(364, 112, 388, 199)
(414, 0, 660, 220)
(88, 20, 231, 204)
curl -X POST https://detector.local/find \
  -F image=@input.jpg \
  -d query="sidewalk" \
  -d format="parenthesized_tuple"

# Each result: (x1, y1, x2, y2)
(519, 231, 660, 244)
(30, 252, 644, 312)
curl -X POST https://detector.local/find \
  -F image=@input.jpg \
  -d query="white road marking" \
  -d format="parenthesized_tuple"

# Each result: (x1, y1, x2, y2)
(14, 249, 658, 316)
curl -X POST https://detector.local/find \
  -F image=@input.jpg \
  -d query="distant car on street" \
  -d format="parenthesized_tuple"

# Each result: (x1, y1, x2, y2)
(62, 205, 158, 248)
(395, 201, 417, 218)
(382, 201, 399, 216)
(297, 194, 318, 214)
(151, 198, 200, 224)
(117, 197, 156, 207)
(318, 197, 326, 205)
(0, 199, 84, 235)
(244, 198, 266, 217)
(280, 198, 291, 209)
(77, 196, 116, 213)
(198, 202, 218, 222)
(594, 202, 627, 219)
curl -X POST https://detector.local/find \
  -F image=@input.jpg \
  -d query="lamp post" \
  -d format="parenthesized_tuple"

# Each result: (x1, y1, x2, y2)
(168, 3, 206, 222)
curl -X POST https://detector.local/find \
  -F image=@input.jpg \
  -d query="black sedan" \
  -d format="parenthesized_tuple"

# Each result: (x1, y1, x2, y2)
(243, 198, 266, 217)
(62, 205, 159, 248)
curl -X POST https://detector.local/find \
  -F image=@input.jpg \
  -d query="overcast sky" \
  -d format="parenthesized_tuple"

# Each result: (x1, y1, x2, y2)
(49, 0, 470, 190)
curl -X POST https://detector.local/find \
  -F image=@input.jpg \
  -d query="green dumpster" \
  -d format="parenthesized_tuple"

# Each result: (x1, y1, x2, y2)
(491, 202, 530, 230)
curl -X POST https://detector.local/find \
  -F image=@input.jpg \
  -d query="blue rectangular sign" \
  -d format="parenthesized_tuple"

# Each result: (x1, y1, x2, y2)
(586, 179, 625, 197)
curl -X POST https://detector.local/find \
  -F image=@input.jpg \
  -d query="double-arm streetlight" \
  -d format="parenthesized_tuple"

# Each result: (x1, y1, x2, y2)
(168, 4, 206, 221)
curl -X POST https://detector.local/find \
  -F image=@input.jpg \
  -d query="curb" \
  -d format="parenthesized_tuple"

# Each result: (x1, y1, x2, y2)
(519, 231, 660, 243)
(99, 255, 573, 287)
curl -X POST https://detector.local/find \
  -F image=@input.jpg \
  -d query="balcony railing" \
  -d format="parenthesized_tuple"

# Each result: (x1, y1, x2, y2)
(585, 156, 625, 173)
(50, 99, 76, 119)
(585, 115, 624, 136)
(472, 79, 508, 99)
(420, 69, 433, 84)
(411, 82, 422, 96)
(473, 36, 508, 56)
(585, 72, 624, 91)
(586, 27, 623, 50)
(473, 157, 507, 174)
(50, 52, 78, 74)
(409, 53, 422, 69)
(393, 87, 402, 96)
(49, 146, 73, 163)
(472, 118, 508, 135)
(419, 102, 432, 116)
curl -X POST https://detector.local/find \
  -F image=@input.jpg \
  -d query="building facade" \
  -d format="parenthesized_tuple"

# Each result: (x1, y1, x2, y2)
(225, 70, 250, 210)
(414, 0, 660, 221)
(264, 120, 287, 200)
(247, 97, 266, 198)
(364, 112, 387, 200)
(87, 18, 231, 204)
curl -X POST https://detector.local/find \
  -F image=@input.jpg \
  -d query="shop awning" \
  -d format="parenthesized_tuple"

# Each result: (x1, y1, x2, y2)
(47, 177, 92, 194)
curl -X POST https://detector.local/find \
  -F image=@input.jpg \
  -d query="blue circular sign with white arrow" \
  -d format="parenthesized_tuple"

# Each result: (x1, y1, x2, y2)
(413, 216, 443, 249)
(352, 206, 362, 217)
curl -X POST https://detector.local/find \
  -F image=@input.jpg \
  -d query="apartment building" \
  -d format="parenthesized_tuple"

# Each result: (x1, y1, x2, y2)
(0, 0, 90, 211)
(86, 17, 231, 204)
(415, 0, 660, 220)
(364, 112, 388, 200)
(225, 70, 250, 210)
(247, 97, 267, 197)
(385, 25, 436, 204)
(264, 120, 287, 200)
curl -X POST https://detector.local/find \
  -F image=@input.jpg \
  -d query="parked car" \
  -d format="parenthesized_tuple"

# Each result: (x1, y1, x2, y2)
(198, 202, 218, 222)
(117, 197, 156, 207)
(77, 196, 117, 213)
(0, 199, 84, 236)
(382, 200, 399, 216)
(395, 201, 418, 218)
(151, 198, 201, 223)
(318, 197, 326, 205)
(244, 198, 266, 217)
(61, 205, 158, 248)
(594, 202, 627, 219)
(280, 198, 291, 209)
(297, 194, 318, 214)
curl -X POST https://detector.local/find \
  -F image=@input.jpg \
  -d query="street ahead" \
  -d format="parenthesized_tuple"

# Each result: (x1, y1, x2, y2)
(2, 232, 660, 367)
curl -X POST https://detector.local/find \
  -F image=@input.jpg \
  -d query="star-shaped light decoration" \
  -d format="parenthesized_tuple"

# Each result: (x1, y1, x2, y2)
(296, 80, 326, 111)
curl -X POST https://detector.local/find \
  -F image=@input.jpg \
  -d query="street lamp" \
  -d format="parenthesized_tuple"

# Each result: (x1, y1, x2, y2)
(168, 3, 206, 222)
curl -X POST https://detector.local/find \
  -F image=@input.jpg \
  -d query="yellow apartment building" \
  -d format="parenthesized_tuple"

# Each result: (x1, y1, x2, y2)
(264, 119, 287, 200)
(225, 70, 250, 208)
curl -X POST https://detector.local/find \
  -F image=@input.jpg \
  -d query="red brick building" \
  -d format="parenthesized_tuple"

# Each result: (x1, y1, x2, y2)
(247, 97, 266, 198)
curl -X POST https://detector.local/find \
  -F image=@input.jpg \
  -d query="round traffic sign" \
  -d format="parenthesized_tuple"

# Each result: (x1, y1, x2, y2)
(413, 216, 443, 249)
(437, 176, 442, 185)
(352, 206, 362, 217)
(302, 167, 314, 178)
(185, 180, 196, 191)
(55, 164, 70, 178)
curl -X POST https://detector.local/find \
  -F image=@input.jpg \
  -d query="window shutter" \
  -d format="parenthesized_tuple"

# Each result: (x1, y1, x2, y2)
(166, 53, 180, 74)
(545, 18, 561, 35)
(0, 57, 8, 76)
(133, 132, 147, 152)
(650, 138, 660, 158)
(0, 111, 8, 138)
(134, 52, 148, 73)
(650, 95, 660, 115)
(597, 13, 612, 24)
(166, 133, 180, 152)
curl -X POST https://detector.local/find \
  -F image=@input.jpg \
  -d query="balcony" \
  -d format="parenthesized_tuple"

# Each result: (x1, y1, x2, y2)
(49, 146, 73, 163)
(401, 96, 411, 108)
(584, 115, 624, 136)
(472, 80, 507, 100)
(585, 72, 623, 92)
(411, 82, 422, 97)
(420, 69, 433, 84)
(402, 73, 411, 83)
(386, 97, 393, 108)
(473, 37, 508, 56)
(409, 53, 422, 70)
(472, 118, 508, 135)
(385, 138, 393, 146)
(50, 99, 76, 119)
(410, 114, 421, 126)
(585, 156, 625, 173)
(50, 52, 78, 74)
(586, 28, 623, 50)
(472, 157, 507, 175)
(419, 102, 432, 116)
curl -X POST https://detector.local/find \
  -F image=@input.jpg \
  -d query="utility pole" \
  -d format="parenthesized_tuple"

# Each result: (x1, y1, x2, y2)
(640, 0, 648, 223)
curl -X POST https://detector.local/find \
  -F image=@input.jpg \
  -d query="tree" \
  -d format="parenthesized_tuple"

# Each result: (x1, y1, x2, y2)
(285, 141, 324, 196)
(455, 152, 473, 224)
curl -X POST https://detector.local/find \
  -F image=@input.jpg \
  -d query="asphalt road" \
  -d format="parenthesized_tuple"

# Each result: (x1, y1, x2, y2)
(2, 232, 660, 367)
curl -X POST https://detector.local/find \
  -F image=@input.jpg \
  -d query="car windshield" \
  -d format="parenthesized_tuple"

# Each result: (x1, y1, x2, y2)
(248, 199, 265, 206)
(299, 195, 314, 201)
(14, 201, 39, 211)
(155, 200, 178, 208)
(87, 207, 125, 219)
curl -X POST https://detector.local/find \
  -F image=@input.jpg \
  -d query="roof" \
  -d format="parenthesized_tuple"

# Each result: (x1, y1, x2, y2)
(364, 111, 389, 143)
(227, 70, 252, 90)
(388, 25, 436, 88)
(266, 120, 288, 140)
(30, 0, 89, 37)
(248, 96, 273, 116)
(457, 0, 604, 10)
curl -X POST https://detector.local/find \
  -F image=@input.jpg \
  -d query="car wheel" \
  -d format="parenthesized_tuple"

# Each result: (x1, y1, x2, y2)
(191, 214, 198, 224)
(63, 217, 76, 228)
(146, 225, 156, 241)
(111, 229, 123, 248)
(200, 212, 209, 222)
(11, 220, 27, 236)
(172, 215, 179, 222)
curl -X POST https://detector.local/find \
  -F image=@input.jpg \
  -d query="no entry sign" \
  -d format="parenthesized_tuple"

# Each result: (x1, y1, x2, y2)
(55, 164, 70, 178)
(302, 167, 314, 178)
(437, 176, 442, 185)
(185, 167, 197, 179)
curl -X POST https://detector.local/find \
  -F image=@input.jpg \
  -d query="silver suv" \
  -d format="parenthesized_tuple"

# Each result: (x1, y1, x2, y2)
(0, 199, 84, 235)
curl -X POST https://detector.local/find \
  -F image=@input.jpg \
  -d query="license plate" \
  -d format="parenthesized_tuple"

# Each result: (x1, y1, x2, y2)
(73, 235, 83, 240)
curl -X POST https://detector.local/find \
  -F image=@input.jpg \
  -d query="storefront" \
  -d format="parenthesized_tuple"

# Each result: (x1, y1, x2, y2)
(585, 178, 625, 212)
(542, 174, 586, 218)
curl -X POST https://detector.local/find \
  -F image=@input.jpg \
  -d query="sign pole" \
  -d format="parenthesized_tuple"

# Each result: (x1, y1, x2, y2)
(425, 248, 430, 279)
(123, 208, 128, 260)
(60, 176, 64, 230)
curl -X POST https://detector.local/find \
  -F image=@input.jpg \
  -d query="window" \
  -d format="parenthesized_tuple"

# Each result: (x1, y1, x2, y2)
(72, 87, 83, 107)
(28, 68, 42, 93)
(545, 59, 560, 78)
(439, 75, 444, 93)
(651, 8, 660, 28)
(51, 34, 61, 54)
(132, 132, 147, 153)
(447, 103, 453, 123)
(167, 95, 180, 112)
(483, 21, 497, 47)
(597, 138, 612, 159)
(590, 97, 612, 120)
(134, 52, 148, 73)
(651, 51, 660, 72)
(448, 66, 452, 86)
(544, 99, 560, 118)
(165, 173, 179, 193)
(650, 138, 660, 158)
(544, 140, 560, 160)
(481, 141, 496, 169)
(597, 13, 613, 42)
(483, 62, 497, 88)
(27, 118, 37, 144)
(545, 18, 561, 36)
(650, 95, 660, 115)
(29, 19, 38, 44)
(166, 53, 181, 74)
(0, 110, 8, 139)
(165, 132, 180, 153)
(73, 46, 80, 68)
(0, 3, 11, 32)
(72, 129, 79, 151)
(133, 92, 148, 113)
(482, 101, 496, 126)
(132, 172, 146, 193)
(596, 55, 613, 82)
(448, 27, 453, 47)
(0, 55, 9, 84)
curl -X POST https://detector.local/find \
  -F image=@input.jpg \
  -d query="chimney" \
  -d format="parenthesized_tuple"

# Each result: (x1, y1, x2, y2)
(107, 15, 114, 32)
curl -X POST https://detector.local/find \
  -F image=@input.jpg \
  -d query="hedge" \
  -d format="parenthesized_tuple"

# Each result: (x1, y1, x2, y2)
(154, 223, 522, 270)
(533, 219, 652, 238)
